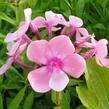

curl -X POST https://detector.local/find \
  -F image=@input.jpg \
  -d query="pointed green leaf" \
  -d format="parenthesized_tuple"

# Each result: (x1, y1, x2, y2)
(77, 58, 109, 109)
(76, 0, 85, 17)
(0, 12, 16, 26)
(0, 93, 3, 109)
(23, 91, 34, 109)
(8, 87, 26, 109)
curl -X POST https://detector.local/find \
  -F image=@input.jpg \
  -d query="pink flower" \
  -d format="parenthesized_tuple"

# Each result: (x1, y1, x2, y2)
(82, 34, 109, 68)
(0, 43, 27, 75)
(4, 8, 32, 56)
(32, 11, 66, 29)
(27, 35, 86, 93)
(0, 8, 32, 74)
(91, 37, 109, 68)
(63, 16, 85, 38)
(31, 11, 66, 38)
(68, 16, 83, 27)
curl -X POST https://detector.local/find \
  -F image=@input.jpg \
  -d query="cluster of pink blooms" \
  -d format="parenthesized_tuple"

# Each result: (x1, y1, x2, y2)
(0, 8, 109, 93)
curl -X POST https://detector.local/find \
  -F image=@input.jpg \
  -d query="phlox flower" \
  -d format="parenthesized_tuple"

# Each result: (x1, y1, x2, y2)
(0, 8, 32, 75)
(91, 36, 109, 68)
(31, 11, 66, 38)
(83, 35, 109, 68)
(4, 8, 32, 56)
(27, 35, 86, 93)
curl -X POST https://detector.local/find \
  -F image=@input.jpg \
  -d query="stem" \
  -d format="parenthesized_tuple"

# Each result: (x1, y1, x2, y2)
(30, 23, 42, 40)
(46, 26, 52, 40)
(15, 59, 34, 70)
(56, 92, 60, 106)
(23, 34, 32, 44)
(68, 26, 76, 38)
(61, 27, 67, 35)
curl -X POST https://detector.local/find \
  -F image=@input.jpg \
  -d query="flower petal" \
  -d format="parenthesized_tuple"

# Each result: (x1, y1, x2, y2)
(99, 58, 109, 68)
(7, 40, 21, 56)
(45, 11, 58, 25)
(63, 54, 86, 78)
(69, 16, 83, 27)
(49, 35, 75, 59)
(4, 33, 18, 43)
(24, 8, 32, 24)
(27, 40, 48, 64)
(32, 17, 46, 28)
(17, 23, 29, 38)
(28, 67, 51, 93)
(0, 57, 13, 75)
(49, 69, 69, 91)
(96, 39, 108, 59)
(78, 28, 89, 36)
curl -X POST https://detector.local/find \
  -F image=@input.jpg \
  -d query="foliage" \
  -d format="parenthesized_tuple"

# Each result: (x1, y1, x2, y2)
(0, 0, 109, 109)
(77, 58, 109, 109)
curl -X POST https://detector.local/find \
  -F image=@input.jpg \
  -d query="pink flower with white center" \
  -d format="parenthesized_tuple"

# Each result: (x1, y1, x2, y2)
(27, 35, 86, 93)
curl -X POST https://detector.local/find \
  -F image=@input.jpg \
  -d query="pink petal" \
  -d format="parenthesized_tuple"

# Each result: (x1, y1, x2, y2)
(49, 69, 69, 91)
(63, 54, 86, 78)
(24, 8, 32, 24)
(99, 58, 109, 68)
(76, 28, 89, 41)
(7, 40, 21, 56)
(28, 67, 51, 93)
(19, 43, 27, 54)
(4, 32, 18, 43)
(80, 42, 94, 48)
(78, 28, 89, 36)
(27, 40, 48, 64)
(49, 35, 75, 59)
(45, 11, 58, 25)
(54, 14, 66, 25)
(17, 23, 29, 38)
(7, 41, 15, 51)
(51, 27, 61, 31)
(91, 34, 97, 46)
(96, 39, 108, 59)
(0, 57, 13, 75)
(69, 16, 83, 27)
(32, 17, 46, 28)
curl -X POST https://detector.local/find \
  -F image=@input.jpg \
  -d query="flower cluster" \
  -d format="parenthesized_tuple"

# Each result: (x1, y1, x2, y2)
(0, 8, 109, 93)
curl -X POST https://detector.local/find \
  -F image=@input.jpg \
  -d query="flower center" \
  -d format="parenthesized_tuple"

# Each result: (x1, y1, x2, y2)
(47, 57, 64, 72)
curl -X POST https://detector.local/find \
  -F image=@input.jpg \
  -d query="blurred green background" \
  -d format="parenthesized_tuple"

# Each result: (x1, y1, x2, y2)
(0, 0, 109, 109)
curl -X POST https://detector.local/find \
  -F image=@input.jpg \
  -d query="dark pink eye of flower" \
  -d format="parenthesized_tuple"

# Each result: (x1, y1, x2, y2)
(47, 57, 64, 72)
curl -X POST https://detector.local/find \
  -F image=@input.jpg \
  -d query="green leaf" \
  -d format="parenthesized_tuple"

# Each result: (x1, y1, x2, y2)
(23, 91, 34, 109)
(76, 0, 85, 17)
(0, 93, 3, 109)
(0, 12, 16, 26)
(68, 79, 83, 86)
(61, 91, 70, 109)
(28, 0, 38, 7)
(76, 105, 86, 109)
(8, 87, 26, 109)
(77, 58, 109, 109)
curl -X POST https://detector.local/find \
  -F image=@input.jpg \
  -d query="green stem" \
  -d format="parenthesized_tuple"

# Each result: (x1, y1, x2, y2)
(56, 92, 60, 106)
